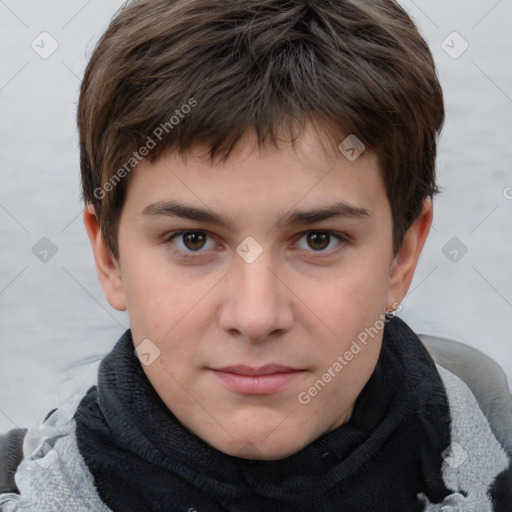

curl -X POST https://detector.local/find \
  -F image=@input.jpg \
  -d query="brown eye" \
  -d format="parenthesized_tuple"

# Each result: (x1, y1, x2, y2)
(295, 231, 347, 255)
(181, 231, 208, 251)
(306, 232, 331, 251)
(167, 231, 216, 254)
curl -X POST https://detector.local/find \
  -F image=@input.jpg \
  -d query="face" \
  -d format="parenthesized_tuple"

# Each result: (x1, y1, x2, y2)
(85, 122, 432, 460)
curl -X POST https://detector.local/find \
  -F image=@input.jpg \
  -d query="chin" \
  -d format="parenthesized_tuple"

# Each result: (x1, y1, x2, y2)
(207, 421, 311, 461)
(220, 438, 303, 461)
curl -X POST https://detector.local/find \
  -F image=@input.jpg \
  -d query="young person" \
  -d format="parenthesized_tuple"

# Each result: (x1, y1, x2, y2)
(1, 0, 511, 510)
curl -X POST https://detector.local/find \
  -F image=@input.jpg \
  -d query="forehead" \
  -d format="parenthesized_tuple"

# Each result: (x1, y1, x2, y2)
(123, 123, 388, 228)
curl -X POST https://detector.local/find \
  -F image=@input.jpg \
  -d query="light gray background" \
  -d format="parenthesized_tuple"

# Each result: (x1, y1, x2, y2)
(1, 0, 511, 432)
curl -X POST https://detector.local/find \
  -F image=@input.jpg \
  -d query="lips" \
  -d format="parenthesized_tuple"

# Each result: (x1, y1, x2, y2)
(210, 364, 305, 394)
(215, 365, 300, 376)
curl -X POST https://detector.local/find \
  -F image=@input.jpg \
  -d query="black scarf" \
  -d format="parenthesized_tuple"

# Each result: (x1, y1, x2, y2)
(74, 316, 454, 511)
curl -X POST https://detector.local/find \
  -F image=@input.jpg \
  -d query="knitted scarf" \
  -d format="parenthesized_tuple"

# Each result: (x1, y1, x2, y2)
(74, 317, 456, 512)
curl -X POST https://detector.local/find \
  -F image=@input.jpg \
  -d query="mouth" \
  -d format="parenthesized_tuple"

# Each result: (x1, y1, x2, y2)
(209, 365, 305, 395)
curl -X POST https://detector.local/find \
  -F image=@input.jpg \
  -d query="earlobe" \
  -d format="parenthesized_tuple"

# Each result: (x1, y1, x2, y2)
(83, 204, 127, 311)
(386, 198, 433, 310)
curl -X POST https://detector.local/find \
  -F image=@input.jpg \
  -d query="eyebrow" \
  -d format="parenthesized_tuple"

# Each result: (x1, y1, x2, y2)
(142, 200, 371, 230)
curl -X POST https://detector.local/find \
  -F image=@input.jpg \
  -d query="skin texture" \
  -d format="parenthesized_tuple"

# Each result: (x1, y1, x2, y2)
(84, 123, 432, 460)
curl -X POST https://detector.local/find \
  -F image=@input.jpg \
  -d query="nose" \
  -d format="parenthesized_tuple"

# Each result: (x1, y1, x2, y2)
(218, 251, 294, 343)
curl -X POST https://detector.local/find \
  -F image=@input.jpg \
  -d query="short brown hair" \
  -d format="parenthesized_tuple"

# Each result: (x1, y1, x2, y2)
(78, 0, 444, 260)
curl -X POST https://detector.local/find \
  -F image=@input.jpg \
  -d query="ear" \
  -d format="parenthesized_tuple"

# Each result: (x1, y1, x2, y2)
(386, 198, 433, 310)
(83, 204, 127, 311)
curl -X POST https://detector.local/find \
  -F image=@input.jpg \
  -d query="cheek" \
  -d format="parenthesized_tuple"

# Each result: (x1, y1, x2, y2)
(299, 261, 389, 337)
(120, 250, 192, 332)
(123, 266, 215, 369)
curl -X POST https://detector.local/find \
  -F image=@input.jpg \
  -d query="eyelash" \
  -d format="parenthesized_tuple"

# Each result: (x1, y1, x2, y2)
(164, 230, 349, 260)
